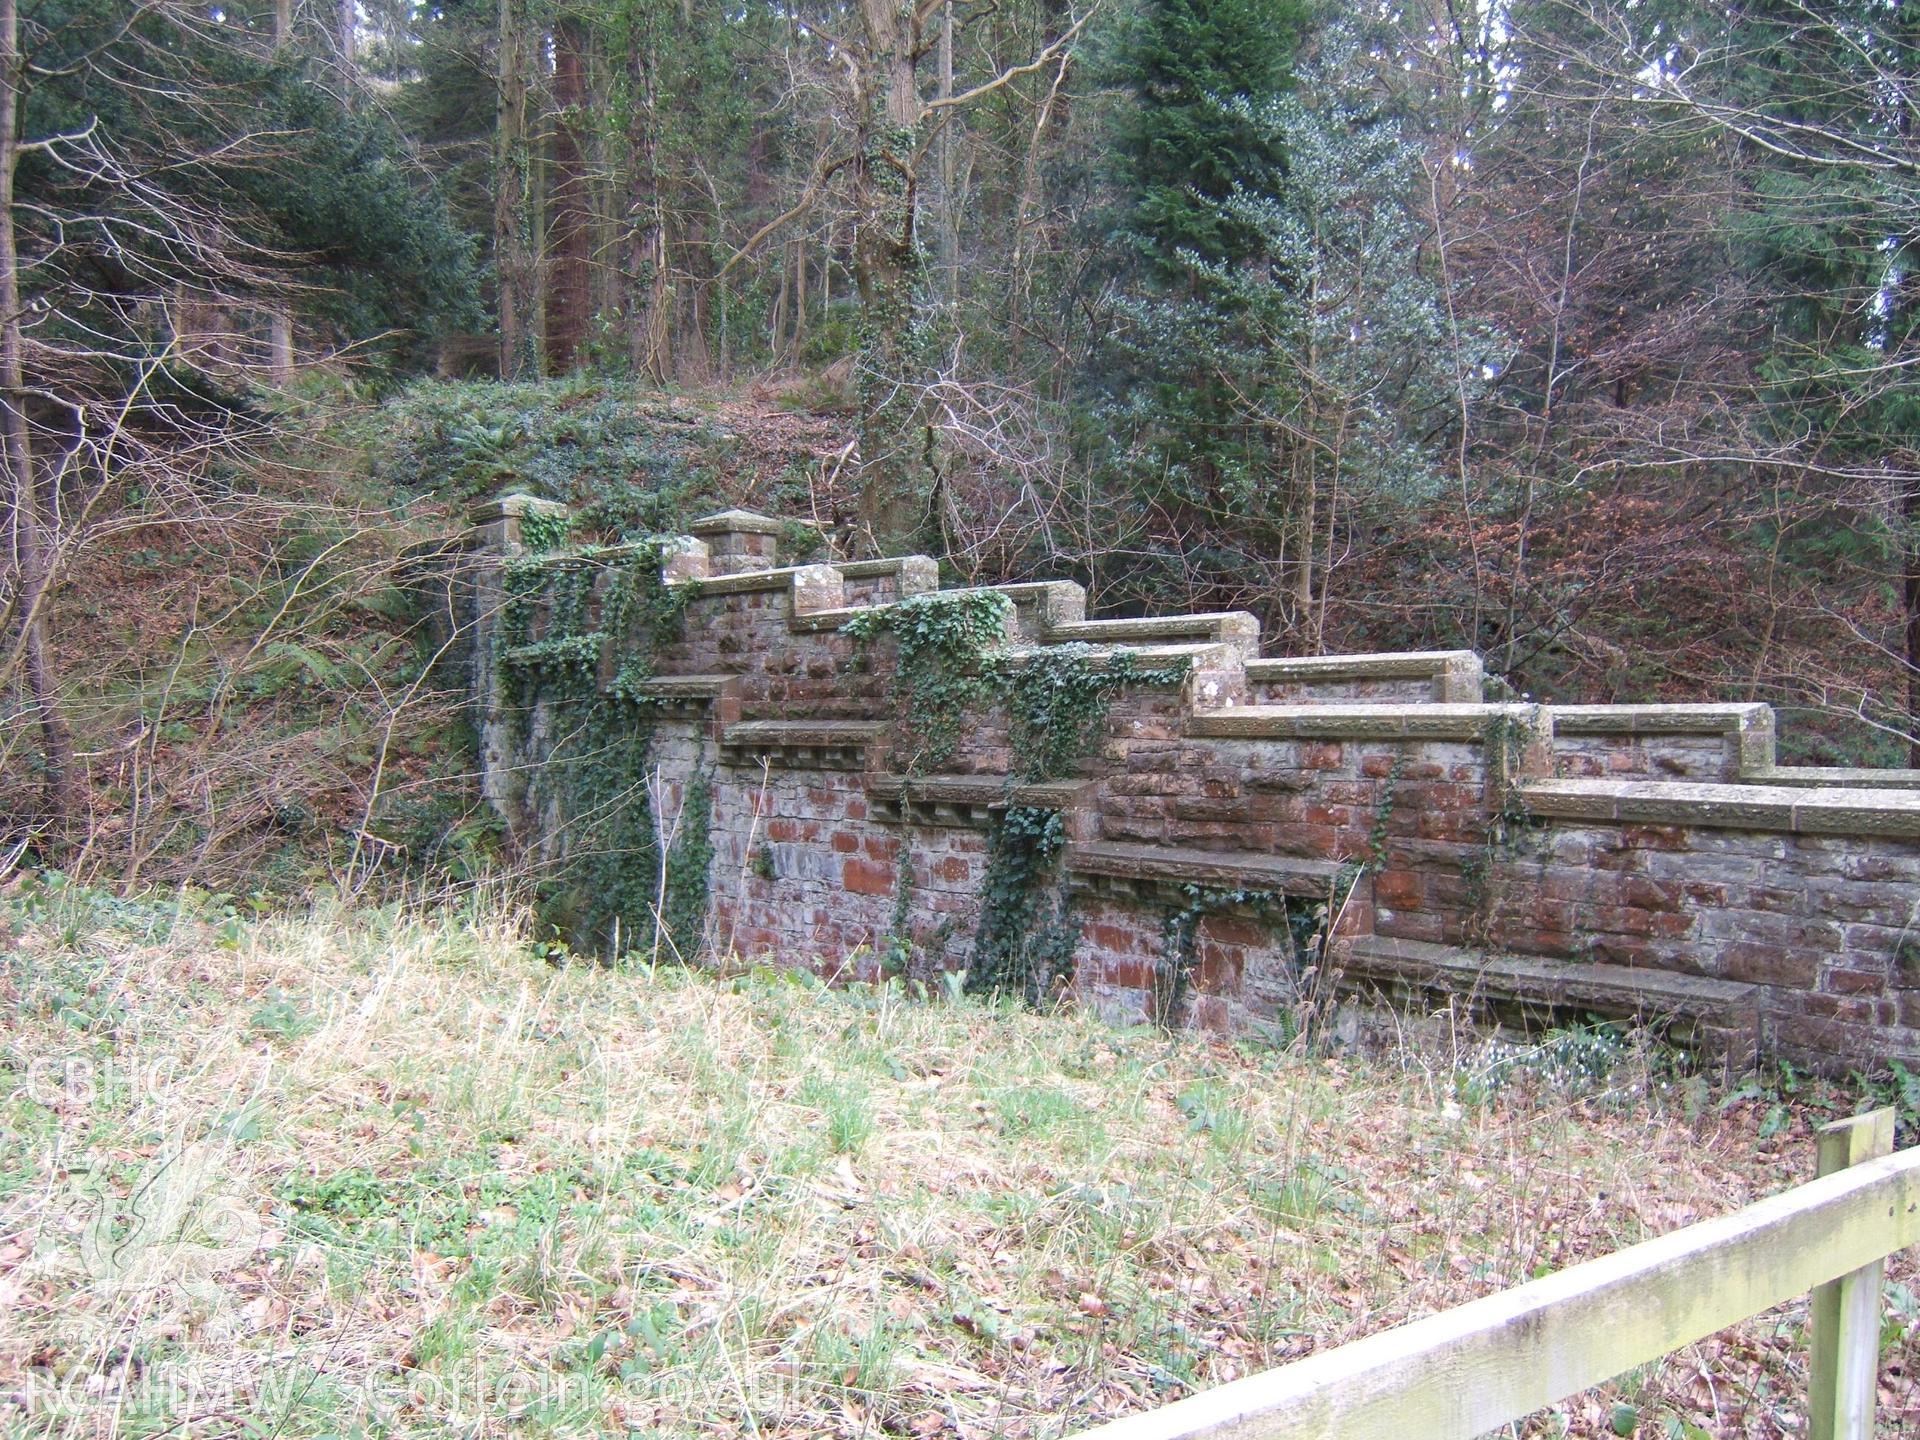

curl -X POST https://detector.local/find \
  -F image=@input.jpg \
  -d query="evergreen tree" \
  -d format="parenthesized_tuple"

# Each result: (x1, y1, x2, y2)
(1083, 12, 1481, 627)
(1106, 0, 1308, 283)
(1081, 0, 1305, 613)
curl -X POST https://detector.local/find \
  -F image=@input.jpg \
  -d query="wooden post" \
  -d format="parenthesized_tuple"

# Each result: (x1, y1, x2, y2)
(1808, 1107, 1896, 1440)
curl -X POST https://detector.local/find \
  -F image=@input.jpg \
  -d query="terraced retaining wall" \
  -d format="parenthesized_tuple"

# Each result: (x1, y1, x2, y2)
(424, 497, 1920, 1072)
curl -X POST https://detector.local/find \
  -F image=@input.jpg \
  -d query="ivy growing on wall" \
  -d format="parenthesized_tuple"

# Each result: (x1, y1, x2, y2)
(838, 601, 1197, 1000)
(1459, 709, 1547, 947)
(495, 538, 711, 960)
(840, 589, 1013, 774)
(996, 645, 1191, 783)
(1155, 884, 1293, 1027)
(518, 507, 574, 554)
(966, 806, 1078, 1002)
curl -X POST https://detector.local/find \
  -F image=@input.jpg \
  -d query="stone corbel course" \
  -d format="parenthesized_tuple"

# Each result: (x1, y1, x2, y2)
(436, 499, 1920, 1071)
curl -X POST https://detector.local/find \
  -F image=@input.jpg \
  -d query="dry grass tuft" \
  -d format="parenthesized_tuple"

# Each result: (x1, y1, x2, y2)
(0, 879, 1914, 1439)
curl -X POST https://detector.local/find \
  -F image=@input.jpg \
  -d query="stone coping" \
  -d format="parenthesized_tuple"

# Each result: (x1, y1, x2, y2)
(1246, 650, 1483, 681)
(993, 641, 1219, 671)
(787, 585, 1063, 635)
(1335, 936, 1761, 1025)
(992, 580, 1089, 628)
(836, 556, 941, 594)
(1547, 703, 1772, 735)
(1519, 777, 1920, 836)
(675, 563, 840, 597)
(1051, 611, 1260, 651)
(1750, 766, 1920, 790)
(1064, 840, 1343, 894)
(468, 493, 569, 523)
(689, 509, 805, 537)
(1187, 702, 1540, 741)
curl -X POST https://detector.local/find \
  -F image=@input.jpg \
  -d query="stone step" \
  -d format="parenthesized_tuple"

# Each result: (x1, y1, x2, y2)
(1065, 840, 1344, 899)
(1334, 936, 1761, 1053)
(1246, 650, 1484, 705)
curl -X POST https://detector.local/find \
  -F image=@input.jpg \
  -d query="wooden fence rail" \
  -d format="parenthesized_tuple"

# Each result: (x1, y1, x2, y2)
(1071, 1111, 1919, 1440)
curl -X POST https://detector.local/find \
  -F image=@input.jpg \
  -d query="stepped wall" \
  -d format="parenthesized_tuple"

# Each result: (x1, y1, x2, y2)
(421, 497, 1920, 1072)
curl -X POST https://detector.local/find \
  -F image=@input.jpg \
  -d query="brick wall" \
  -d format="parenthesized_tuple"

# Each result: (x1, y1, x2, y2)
(424, 497, 1920, 1073)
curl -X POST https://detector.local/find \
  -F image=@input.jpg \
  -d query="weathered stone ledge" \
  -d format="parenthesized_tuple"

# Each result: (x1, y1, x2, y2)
(1520, 777, 1920, 836)
(719, 720, 884, 770)
(994, 641, 1218, 671)
(1247, 650, 1485, 702)
(1547, 702, 1772, 735)
(1065, 840, 1343, 896)
(837, 556, 941, 594)
(678, 563, 840, 598)
(1050, 611, 1260, 657)
(688, 508, 802, 538)
(1334, 935, 1761, 1049)
(619, 674, 733, 701)
(1749, 765, 1920, 790)
(787, 603, 881, 633)
(990, 579, 1089, 630)
(1186, 702, 1541, 741)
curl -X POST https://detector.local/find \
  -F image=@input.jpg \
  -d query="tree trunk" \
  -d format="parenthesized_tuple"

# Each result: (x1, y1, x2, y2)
(494, 0, 538, 379)
(269, 0, 295, 385)
(851, 0, 927, 548)
(546, 15, 593, 372)
(625, 15, 670, 383)
(335, 0, 354, 99)
(1906, 477, 1920, 768)
(0, 0, 74, 825)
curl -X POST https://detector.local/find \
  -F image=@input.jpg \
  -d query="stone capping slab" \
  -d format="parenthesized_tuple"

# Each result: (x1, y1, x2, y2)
(678, 563, 841, 598)
(1248, 649, 1485, 701)
(1050, 610, 1260, 655)
(992, 580, 1089, 629)
(1335, 936, 1761, 1025)
(689, 509, 805, 537)
(996, 641, 1222, 671)
(1520, 777, 1920, 836)
(1750, 765, 1920, 790)
(837, 555, 941, 595)
(1065, 840, 1343, 895)
(1187, 702, 1540, 741)
(468, 493, 569, 524)
(1548, 703, 1772, 735)
(786, 590, 1023, 644)
(718, 720, 885, 770)
(788, 603, 882, 633)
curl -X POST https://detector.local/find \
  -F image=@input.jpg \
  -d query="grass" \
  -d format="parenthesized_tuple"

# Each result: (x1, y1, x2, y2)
(0, 877, 1915, 1439)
